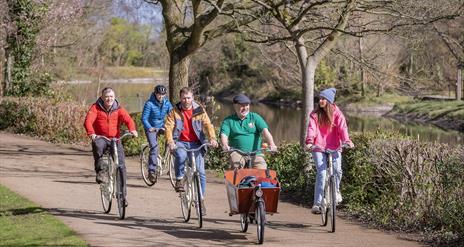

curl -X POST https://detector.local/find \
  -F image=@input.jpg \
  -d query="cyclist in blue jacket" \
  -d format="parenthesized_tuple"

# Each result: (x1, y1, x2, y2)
(141, 85, 173, 183)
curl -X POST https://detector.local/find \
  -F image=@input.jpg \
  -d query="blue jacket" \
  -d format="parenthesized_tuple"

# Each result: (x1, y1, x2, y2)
(141, 94, 173, 129)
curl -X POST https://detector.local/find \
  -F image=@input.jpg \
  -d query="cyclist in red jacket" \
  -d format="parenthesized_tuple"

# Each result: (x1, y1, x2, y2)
(84, 87, 138, 184)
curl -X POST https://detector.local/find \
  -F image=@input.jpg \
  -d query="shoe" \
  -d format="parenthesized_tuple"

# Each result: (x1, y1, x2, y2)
(311, 205, 321, 214)
(200, 200, 206, 216)
(148, 171, 157, 183)
(96, 171, 108, 184)
(336, 192, 343, 204)
(175, 179, 185, 192)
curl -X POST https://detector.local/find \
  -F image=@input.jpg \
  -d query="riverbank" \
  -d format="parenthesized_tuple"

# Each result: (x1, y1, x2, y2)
(385, 101, 464, 132)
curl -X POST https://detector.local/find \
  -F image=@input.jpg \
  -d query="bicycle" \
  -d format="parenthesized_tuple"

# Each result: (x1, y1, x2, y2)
(96, 132, 134, 220)
(224, 148, 279, 245)
(139, 128, 175, 187)
(311, 144, 347, 233)
(176, 143, 212, 228)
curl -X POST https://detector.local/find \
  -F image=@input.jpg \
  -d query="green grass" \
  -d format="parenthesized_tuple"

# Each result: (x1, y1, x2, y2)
(0, 185, 88, 247)
(104, 66, 166, 79)
(392, 100, 464, 120)
(339, 93, 412, 106)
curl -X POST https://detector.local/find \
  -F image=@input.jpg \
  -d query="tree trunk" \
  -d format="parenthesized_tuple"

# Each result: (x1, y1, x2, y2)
(457, 66, 462, 101)
(295, 38, 316, 146)
(359, 37, 365, 97)
(0, 47, 4, 96)
(169, 53, 191, 103)
(5, 50, 12, 95)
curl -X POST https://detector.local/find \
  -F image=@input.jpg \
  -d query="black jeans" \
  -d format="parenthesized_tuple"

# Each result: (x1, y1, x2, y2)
(92, 138, 127, 196)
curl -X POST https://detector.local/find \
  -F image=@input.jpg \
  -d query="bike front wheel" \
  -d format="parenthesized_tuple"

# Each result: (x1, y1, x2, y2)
(321, 183, 329, 226)
(256, 200, 265, 244)
(193, 174, 203, 228)
(329, 175, 336, 233)
(167, 152, 176, 189)
(240, 213, 249, 232)
(116, 167, 126, 220)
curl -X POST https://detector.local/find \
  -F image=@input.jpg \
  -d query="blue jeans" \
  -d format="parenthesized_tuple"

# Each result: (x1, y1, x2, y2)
(174, 141, 206, 197)
(145, 130, 159, 172)
(312, 151, 342, 205)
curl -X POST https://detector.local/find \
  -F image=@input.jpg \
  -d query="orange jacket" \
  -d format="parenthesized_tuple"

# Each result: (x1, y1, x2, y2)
(84, 98, 136, 138)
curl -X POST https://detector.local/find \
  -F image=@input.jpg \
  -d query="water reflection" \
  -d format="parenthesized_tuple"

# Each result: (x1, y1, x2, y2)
(61, 82, 464, 145)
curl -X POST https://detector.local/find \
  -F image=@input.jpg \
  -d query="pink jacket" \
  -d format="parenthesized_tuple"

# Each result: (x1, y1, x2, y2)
(305, 104, 352, 151)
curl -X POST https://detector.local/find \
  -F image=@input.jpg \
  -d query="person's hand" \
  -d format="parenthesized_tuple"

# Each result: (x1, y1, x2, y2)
(343, 142, 354, 148)
(222, 144, 230, 152)
(168, 142, 177, 151)
(210, 140, 218, 148)
(304, 143, 313, 151)
(90, 134, 97, 141)
(130, 130, 138, 137)
(148, 127, 156, 132)
(269, 144, 278, 152)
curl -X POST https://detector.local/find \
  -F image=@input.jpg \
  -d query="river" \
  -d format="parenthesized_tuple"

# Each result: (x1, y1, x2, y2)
(61, 82, 464, 145)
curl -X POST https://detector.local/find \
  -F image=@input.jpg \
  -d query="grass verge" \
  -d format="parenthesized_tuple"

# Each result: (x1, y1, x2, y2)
(0, 184, 88, 247)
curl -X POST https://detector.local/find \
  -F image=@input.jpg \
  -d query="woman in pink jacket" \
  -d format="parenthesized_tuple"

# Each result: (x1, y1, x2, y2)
(305, 88, 354, 214)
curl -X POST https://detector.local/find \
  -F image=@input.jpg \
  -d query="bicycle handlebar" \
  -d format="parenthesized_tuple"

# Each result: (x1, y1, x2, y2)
(311, 143, 350, 153)
(176, 143, 212, 152)
(95, 132, 135, 142)
(224, 148, 275, 157)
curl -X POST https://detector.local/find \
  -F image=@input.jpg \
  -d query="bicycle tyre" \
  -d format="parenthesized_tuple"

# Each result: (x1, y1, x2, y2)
(180, 177, 192, 222)
(256, 200, 265, 244)
(140, 145, 155, 186)
(240, 213, 249, 232)
(329, 176, 336, 233)
(321, 183, 329, 226)
(194, 174, 203, 228)
(167, 152, 176, 189)
(116, 167, 126, 220)
(100, 155, 112, 214)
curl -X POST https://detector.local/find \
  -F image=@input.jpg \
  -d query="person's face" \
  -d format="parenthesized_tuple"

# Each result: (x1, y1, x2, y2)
(155, 93, 165, 102)
(234, 103, 250, 119)
(180, 92, 193, 109)
(102, 90, 115, 109)
(318, 97, 328, 108)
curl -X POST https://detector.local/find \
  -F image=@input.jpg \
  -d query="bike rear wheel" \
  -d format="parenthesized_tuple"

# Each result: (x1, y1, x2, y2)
(329, 176, 336, 232)
(116, 167, 126, 220)
(100, 155, 112, 213)
(140, 145, 156, 186)
(180, 177, 192, 222)
(193, 174, 203, 228)
(321, 183, 329, 226)
(256, 200, 265, 244)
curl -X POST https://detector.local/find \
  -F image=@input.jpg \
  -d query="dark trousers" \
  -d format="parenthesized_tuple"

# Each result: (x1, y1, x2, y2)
(92, 138, 127, 196)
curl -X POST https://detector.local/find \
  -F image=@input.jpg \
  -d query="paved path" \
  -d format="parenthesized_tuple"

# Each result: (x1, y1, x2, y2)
(0, 132, 422, 246)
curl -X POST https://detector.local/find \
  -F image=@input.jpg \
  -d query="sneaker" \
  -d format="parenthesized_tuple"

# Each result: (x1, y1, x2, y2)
(96, 171, 108, 184)
(175, 179, 185, 192)
(311, 205, 321, 214)
(336, 192, 343, 204)
(148, 171, 157, 184)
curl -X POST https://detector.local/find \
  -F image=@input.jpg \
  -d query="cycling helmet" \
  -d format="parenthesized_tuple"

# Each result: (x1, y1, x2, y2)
(154, 85, 167, 95)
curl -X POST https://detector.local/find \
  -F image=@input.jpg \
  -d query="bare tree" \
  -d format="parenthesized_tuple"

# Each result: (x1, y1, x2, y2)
(234, 0, 463, 145)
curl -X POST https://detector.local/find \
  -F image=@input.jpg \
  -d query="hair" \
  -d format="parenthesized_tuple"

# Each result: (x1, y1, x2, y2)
(179, 87, 193, 96)
(315, 102, 334, 128)
(101, 87, 114, 96)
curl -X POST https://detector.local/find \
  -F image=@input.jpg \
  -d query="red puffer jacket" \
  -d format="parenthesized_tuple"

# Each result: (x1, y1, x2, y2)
(84, 98, 136, 138)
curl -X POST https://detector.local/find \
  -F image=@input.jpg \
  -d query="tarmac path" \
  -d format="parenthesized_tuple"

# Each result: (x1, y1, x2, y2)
(0, 132, 422, 246)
